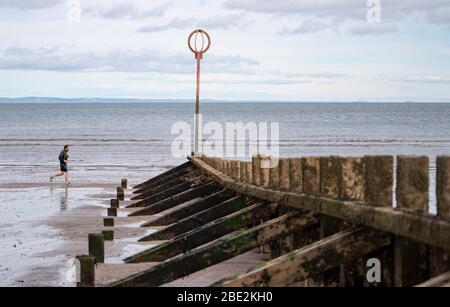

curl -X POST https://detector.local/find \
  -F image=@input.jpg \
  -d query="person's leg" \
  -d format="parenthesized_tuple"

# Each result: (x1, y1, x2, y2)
(64, 172, 70, 184)
(50, 171, 64, 182)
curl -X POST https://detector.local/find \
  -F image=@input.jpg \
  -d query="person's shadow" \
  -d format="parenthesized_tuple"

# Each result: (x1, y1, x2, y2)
(50, 187, 69, 212)
(60, 187, 69, 211)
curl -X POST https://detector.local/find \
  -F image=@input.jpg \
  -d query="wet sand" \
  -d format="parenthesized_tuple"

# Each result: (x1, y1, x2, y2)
(0, 181, 267, 287)
(0, 182, 157, 287)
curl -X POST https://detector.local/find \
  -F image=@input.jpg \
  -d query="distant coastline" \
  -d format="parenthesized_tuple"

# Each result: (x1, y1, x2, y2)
(1, 97, 450, 104)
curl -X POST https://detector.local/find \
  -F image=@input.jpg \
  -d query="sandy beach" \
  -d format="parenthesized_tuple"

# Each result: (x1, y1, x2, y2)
(0, 181, 159, 287)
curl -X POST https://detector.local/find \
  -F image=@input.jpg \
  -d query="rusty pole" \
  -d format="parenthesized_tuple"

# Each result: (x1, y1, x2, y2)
(188, 29, 211, 155)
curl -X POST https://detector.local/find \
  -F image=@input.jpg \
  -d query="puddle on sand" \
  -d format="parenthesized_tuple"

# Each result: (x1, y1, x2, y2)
(0, 187, 107, 286)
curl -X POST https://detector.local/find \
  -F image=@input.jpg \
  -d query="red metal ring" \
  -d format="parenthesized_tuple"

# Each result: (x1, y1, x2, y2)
(188, 29, 211, 56)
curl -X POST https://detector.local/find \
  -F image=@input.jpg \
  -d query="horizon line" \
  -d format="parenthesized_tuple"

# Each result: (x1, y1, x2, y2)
(1, 97, 450, 104)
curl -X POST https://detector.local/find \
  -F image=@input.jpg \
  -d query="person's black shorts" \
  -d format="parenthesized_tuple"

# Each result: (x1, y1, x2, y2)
(60, 164, 68, 172)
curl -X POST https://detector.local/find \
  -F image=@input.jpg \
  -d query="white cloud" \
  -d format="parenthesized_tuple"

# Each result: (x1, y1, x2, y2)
(84, 2, 171, 20)
(392, 76, 450, 84)
(0, 0, 61, 10)
(0, 46, 260, 74)
(137, 13, 248, 33)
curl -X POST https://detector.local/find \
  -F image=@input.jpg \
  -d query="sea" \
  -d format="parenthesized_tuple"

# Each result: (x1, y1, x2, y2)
(0, 102, 449, 286)
(1, 102, 449, 185)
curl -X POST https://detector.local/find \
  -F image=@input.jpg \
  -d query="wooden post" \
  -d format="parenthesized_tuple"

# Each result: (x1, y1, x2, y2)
(363, 156, 395, 287)
(364, 156, 394, 207)
(279, 158, 290, 191)
(320, 157, 340, 199)
(110, 199, 120, 209)
(318, 157, 345, 286)
(289, 158, 302, 193)
(88, 233, 104, 264)
(226, 160, 232, 177)
(121, 179, 128, 189)
(338, 157, 365, 201)
(117, 187, 125, 201)
(395, 156, 430, 287)
(104, 218, 114, 227)
(102, 230, 114, 241)
(108, 208, 117, 217)
(233, 160, 241, 181)
(260, 156, 270, 188)
(437, 156, 450, 220)
(428, 157, 450, 281)
(302, 157, 320, 194)
(246, 162, 253, 184)
(269, 157, 280, 190)
(240, 161, 246, 182)
(396, 156, 429, 213)
(252, 155, 261, 186)
(76, 255, 95, 287)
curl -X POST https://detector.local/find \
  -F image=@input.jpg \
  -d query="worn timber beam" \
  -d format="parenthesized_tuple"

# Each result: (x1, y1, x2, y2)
(132, 171, 197, 200)
(110, 212, 317, 287)
(128, 176, 204, 208)
(139, 195, 249, 239)
(128, 202, 279, 262)
(134, 161, 192, 190)
(133, 167, 194, 196)
(190, 157, 450, 250)
(140, 189, 237, 228)
(129, 182, 222, 216)
(216, 227, 392, 287)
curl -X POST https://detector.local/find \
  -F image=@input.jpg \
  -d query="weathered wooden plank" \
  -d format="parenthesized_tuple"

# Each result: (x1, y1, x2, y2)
(437, 156, 450, 220)
(396, 156, 429, 213)
(279, 158, 290, 191)
(269, 158, 280, 190)
(128, 180, 197, 208)
(140, 189, 236, 228)
(217, 227, 392, 287)
(320, 157, 339, 199)
(129, 182, 221, 216)
(252, 155, 261, 186)
(232, 160, 241, 181)
(260, 156, 270, 188)
(245, 161, 253, 184)
(128, 202, 279, 262)
(240, 162, 246, 182)
(338, 157, 365, 201)
(364, 156, 393, 207)
(190, 157, 450, 250)
(289, 158, 302, 193)
(110, 212, 316, 287)
(134, 171, 187, 196)
(134, 162, 192, 191)
(139, 196, 249, 240)
(395, 161, 429, 285)
(302, 157, 320, 194)
(132, 171, 197, 200)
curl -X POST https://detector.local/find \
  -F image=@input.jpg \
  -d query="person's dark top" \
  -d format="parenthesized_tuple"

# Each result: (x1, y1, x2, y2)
(59, 150, 67, 165)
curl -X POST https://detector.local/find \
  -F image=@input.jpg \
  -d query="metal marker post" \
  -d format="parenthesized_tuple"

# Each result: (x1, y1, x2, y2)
(188, 29, 211, 155)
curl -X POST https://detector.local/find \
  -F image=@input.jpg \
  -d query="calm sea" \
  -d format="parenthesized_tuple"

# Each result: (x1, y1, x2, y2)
(1, 102, 449, 187)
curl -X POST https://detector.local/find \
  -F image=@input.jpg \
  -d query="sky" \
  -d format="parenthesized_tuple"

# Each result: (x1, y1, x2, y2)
(0, 0, 449, 102)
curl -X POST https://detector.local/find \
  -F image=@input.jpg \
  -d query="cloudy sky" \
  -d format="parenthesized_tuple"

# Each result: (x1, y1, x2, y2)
(0, 0, 449, 102)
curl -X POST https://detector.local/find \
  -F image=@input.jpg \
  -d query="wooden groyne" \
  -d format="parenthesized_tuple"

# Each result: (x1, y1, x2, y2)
(81, 155, 450, 287)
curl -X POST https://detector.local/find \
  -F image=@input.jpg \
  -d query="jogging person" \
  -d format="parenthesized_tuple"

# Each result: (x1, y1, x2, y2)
(50, 145, 70, 185)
